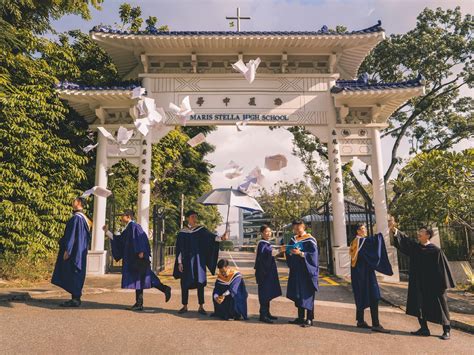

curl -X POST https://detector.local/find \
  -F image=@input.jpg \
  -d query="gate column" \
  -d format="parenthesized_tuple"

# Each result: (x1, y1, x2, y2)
(87, 129, 108, 275)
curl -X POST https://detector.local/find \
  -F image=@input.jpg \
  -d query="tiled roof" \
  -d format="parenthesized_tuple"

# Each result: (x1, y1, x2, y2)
(56, 82, 141, 91)
(331, 73, 425, 93)
(90, 21, 383, 36)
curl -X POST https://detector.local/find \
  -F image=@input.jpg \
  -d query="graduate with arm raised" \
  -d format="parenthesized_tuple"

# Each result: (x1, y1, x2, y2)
(390, 217, 455, 340)
(51, 197, 91, 307)
(286, 219, 319, 328)
(349, 223, 392, 333)
(254, 225, 282, 324)
(212, 259, 248, 320)
(173, 210, 229, 315)
(103, 210, 171, 311)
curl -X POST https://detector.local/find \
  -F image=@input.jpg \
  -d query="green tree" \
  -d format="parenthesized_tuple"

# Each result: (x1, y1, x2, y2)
(151, 128, 221, 244)
(257, 181, 315, 237)
(392, 149, 473, 229)
(291, 7, 473, 207)
(0, 1, 101, 261)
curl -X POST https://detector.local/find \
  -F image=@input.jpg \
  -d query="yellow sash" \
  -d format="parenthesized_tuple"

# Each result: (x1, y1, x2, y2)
(217, 269, 236, 283)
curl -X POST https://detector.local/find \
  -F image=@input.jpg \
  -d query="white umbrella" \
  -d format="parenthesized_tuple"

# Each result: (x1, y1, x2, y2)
(196, 187, 264, 230)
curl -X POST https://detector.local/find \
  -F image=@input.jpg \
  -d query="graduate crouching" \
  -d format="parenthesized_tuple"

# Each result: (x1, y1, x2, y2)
(286, 219, 319, 328)
(103, 210, 171, 311)
(51, 197, 92, 307)
(212, 259, 248, 320)
(390, 217, 455, 340)
(254, 225, 282, 324)
(349, 223, 393, 333)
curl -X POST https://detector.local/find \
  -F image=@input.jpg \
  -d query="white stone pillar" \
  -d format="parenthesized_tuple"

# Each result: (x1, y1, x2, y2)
(370, 128, 389, 242)
(327, 132, 347, 248)
(370, 127, 400, 282)
(88, 130, 108, 275)
(137, 133, 152, 235)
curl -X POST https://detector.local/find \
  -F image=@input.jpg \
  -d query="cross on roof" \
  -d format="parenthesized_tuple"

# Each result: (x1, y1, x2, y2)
(226, 7, 251, 32)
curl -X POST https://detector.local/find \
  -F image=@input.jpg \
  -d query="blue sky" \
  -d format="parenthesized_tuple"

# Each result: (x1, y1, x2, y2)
(52, 0, 473, 233)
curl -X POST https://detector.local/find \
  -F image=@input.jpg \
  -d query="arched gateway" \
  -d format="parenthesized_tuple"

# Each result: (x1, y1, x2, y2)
(57, 22, 425, 280)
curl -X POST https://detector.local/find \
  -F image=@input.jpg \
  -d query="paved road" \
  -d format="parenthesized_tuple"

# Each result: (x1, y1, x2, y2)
(1, 251, 472, 354)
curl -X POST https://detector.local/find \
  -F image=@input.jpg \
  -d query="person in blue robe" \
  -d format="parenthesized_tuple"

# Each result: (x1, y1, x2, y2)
(254, 225, 281, 323)
(390, 217, 455, 340)
(173, 210, 229, 315)
(286, 219, 319, 327)
(51, 197, 91, 307)
(349, 223, 393, 333)
(103, 210, 171, 311)
(212, 259, 248, 320)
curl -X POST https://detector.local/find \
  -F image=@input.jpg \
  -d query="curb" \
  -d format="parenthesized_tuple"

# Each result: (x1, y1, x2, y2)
(0, 287, 113, 303)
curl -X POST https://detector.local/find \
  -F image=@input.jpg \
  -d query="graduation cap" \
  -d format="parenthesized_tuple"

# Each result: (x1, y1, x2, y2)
(264, 154, 288, 171)
(81, 186, 112, 198)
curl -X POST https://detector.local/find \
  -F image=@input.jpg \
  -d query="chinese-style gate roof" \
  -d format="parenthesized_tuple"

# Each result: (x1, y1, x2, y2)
(90, 22, 385, 80)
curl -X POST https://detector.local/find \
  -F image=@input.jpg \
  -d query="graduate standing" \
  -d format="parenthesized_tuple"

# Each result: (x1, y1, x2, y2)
(286, 219, 319, 327)
(212, 259, 248, 320)
(349, 223, 392, 333)
(254, 225, 282, 324)
(173, 210, 229, 315)
(51, 197, 92, 307)
(103, 210, 171, 311)
(390, 217, 455, 340)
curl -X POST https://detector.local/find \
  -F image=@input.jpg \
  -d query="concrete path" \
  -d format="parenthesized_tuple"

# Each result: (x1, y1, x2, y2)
(0, 251, 472, 354)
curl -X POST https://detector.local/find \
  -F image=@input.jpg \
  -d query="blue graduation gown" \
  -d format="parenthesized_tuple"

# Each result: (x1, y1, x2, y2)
(213, 270, 248, 320)
(286, 234, 319, 310)
(254, 240, 282, 303)
(173, 226, 220, 289)
(110, 221, 163, 290)
(350, 233, 393, 310)
(51, 212, 91, 297)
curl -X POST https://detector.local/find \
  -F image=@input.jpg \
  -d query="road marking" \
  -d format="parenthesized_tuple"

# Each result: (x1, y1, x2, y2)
(225, 251, 239, 269)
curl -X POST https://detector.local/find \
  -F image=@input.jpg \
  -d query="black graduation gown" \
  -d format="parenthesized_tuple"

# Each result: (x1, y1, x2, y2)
(394, 230, 455, 324)
(173, 226, 220, 289)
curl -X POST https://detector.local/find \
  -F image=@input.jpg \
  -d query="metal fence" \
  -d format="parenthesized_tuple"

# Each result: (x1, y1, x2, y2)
(397, 223, 472, 275)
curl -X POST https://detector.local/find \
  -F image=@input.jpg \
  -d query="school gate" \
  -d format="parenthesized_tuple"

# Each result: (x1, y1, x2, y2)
(57, 22, 425, 280)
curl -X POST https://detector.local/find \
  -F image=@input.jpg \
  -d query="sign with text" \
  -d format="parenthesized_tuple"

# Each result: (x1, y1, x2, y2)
(189, 113, 289, 121)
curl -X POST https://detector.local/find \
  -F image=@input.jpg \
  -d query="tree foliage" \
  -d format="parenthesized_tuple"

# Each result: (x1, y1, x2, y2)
(392, 149, 473, 229)
(257, 181, 315, 236)
(0, 1, 98, 257)
(290, 7, 473, 212)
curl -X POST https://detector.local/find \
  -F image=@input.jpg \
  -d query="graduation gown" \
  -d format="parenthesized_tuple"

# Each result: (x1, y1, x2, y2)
(349, 233, 393, 310)
(110, 221, 162, 290)
(286, 234, 319, 310)
(213, 270, 248, 320)
(394, 230, 455, 324)
(173, 226, 220, 289)
(51, 211, 91, 297)
(254, 240, 282, 303)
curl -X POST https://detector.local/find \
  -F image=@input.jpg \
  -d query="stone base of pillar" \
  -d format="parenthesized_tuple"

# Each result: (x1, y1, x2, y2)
(379, 246, 400, 283)
(332, 246, 351, 278)
(86, 250, 107, 275)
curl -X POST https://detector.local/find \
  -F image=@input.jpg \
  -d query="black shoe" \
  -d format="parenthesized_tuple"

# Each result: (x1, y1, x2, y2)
(268, 314, 278, 320)
(372, 325, 390, 333)
(411, 328, 430, 336)
(234, 315, 242, 321)
(164, 286, 171, 303)
(440, 331, 450, 340)
(198, 306, 207, 315)
(288, 318, 304, 325)
(259, 316, 274, 324)
(130, 303, 143, 311)
(301, 319, 313, 328)
(60, 299, 81, 307)
(357, 321, 371, 329)
(178, 306, 188, 314)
